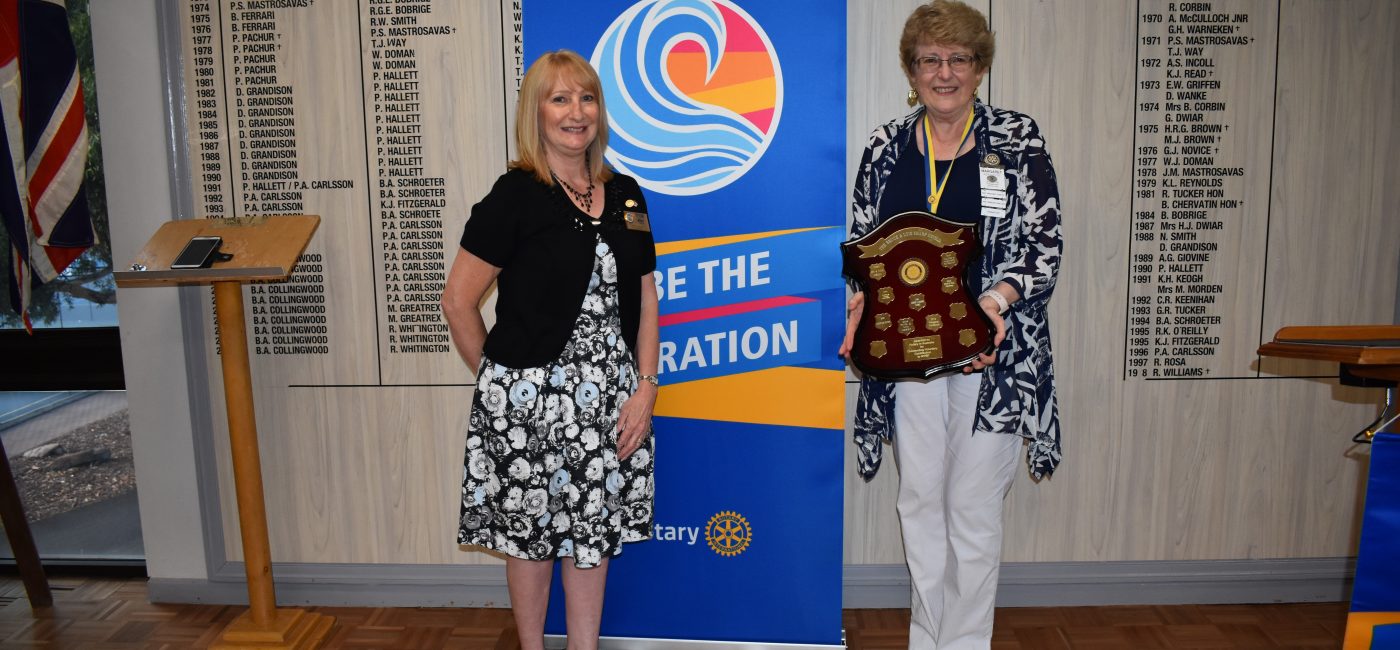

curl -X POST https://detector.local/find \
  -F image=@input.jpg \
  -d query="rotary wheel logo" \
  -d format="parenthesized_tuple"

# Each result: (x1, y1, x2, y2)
(705, 510, 752, 557)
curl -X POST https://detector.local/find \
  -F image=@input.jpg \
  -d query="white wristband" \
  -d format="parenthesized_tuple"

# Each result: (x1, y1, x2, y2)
(979, 289, 1009, 315)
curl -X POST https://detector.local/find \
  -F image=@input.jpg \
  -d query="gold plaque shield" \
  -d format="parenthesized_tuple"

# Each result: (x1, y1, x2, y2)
(840, 211, 992, 379)
(959, 329, 978, 346)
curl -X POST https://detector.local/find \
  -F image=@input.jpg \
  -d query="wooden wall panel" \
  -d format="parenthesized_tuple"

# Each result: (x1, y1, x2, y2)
(170, 0, 1396, 568)
(1262, 0, 1400, 373)
(982, 0, 1138, 563)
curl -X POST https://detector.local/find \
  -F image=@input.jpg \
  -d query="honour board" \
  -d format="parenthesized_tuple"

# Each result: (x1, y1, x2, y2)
(177, 0, 516, 563)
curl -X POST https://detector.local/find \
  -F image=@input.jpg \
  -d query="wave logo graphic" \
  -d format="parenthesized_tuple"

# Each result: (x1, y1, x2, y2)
(592, 0, 782, 196)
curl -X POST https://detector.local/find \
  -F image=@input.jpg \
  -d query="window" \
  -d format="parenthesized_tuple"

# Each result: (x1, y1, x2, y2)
(0, 0, 140, 565)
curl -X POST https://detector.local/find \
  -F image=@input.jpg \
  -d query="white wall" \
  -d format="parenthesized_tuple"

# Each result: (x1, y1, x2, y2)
(90, 0, 206, 580)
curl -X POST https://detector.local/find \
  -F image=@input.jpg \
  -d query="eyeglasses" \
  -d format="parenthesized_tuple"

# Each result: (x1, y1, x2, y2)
(912, 53, 977, 73)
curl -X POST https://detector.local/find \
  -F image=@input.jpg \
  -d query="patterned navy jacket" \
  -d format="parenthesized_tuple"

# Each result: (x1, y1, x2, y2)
(849, 100, 1063, 480)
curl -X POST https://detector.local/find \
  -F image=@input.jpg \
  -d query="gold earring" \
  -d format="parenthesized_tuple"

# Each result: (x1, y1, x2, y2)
(906, 88, 918, 107)
(973, 87, 979, 98)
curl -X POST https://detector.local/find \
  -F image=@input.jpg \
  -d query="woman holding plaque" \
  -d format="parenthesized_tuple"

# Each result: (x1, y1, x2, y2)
(443, 50, 657, 649)
(838, 1, 1063, 646)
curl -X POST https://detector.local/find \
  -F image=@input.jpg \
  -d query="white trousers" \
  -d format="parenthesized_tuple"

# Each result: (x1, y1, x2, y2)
(893, 373, 1020, 650)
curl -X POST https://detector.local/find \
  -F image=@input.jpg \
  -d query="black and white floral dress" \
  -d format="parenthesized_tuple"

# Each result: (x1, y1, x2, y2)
(459, 236, 654, 568)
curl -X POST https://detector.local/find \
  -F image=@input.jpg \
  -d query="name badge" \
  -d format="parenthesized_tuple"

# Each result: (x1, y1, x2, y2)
(979, 165, 1007, 191)
(979, 165, 1007, 218)
(624, 211, 650, 232)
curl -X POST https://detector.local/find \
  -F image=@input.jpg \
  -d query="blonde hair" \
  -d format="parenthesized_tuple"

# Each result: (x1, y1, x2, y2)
(899, 0, 995, 77)
(510, 50, 613, 185)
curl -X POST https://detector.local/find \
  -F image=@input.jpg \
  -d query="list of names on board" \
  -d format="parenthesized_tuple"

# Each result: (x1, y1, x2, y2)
(1124, 0, 1277, 380)
(364, 2, 454, 356)
(179, 0, 491, 384)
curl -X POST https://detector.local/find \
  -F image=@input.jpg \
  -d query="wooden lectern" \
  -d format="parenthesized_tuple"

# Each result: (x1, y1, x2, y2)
(1258, 325, 1400, 650)
(114, 215, 333, 649)
(1259, 325, 1400, 382)
(1259, 325, 1400, 441)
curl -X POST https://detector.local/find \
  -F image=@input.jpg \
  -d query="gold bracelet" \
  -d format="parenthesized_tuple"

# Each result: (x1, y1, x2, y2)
(640, 374, 659, 387)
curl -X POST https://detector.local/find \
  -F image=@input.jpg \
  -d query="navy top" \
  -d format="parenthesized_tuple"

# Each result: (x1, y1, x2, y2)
(879, 143, 984, 294)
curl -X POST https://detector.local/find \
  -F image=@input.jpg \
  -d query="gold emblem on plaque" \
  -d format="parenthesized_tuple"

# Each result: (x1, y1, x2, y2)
(909, 293, 926, 311)
(869, 263, 887, 281)
(940, 251, 958, 269)
(899, 258, 928, 287)
(941, 277, 959, 294)
(897, 317, 915, 336)
(959, 329, 978, 346)
(877, 287, 894, 304)
(982, 153, 1001, 167)
(902, 336, 944, 362)
(949, 303, 968, 319)
(870, 340, 888, 359)
(874, 313, 892, 331)
(926, 314, 943, 331)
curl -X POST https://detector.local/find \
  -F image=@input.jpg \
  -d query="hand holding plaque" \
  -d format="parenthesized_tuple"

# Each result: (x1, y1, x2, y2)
(841, 211, 994, 379)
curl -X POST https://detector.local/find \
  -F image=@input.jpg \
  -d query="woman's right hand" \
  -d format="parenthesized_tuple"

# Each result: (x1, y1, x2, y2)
(838, 291, 864, 358)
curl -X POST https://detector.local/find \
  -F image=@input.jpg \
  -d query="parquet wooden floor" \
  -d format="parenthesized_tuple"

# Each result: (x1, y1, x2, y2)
(0, 576, 1347, 648)
(846, 604, 1347, 649)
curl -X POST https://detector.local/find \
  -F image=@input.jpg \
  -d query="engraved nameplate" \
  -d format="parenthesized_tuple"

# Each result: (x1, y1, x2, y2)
(902, 336, 944, 362)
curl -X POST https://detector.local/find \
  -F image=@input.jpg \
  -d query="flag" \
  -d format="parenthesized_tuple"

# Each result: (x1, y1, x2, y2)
(0, 0, 94, 332)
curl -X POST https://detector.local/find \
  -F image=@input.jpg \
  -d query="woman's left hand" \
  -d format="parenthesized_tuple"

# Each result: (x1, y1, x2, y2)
(965, 295, 1007, 372)
(617, 382, 657, 460)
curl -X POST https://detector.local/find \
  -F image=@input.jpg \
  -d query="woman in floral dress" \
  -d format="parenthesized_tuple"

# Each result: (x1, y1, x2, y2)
(442, 50, 658, 649)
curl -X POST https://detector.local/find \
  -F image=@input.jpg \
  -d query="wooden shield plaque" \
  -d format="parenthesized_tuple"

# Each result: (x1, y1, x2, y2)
(841, 211, 994, 379)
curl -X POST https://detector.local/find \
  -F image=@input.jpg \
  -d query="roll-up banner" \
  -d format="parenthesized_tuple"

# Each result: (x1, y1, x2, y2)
(525, 1, 847, 645)
(1346, 432, 1400, 649)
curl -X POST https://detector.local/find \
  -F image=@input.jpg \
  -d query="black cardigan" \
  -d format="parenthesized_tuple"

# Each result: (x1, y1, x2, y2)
(460, 168, 655, 368)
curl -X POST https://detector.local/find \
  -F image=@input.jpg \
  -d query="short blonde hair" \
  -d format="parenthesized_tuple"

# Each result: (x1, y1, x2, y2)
(899, 0, 995, 77)
(510, 50, 613, 185)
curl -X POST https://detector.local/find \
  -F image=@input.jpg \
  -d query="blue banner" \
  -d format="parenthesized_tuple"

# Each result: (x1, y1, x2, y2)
(546, 417, 844, 643)
(1353, 432, 1400, 612)
(656, 228, 842, 313)
(658, 298, 822, 384)
(525, 0, 846, 644)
